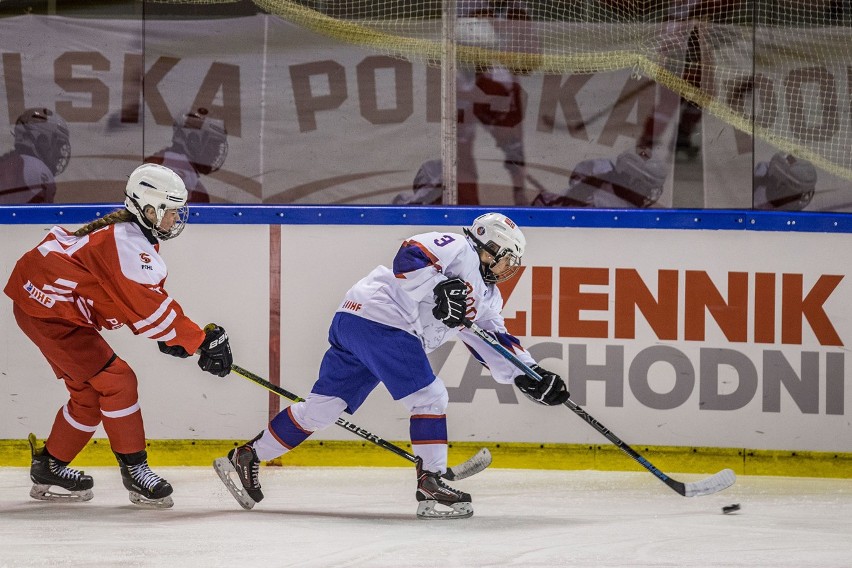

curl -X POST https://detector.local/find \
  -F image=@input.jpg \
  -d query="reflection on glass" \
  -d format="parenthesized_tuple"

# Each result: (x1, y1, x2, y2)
(144, 107, 228, 203)
(0, 108, 70, 204)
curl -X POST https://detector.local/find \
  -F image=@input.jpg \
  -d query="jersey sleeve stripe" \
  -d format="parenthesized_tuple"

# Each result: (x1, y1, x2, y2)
(132, 296, 174, 331)
(139, 308, 177, 339)
(155, 329, 177, 343)
(53, 277, 78, 289)
(393, 240, 440, 277)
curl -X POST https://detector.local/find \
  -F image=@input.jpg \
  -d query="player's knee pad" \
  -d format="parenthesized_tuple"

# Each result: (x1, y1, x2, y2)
(290, 394, 348, 432)
(88, 356, 140, 411)
(402, 377, 449, 416)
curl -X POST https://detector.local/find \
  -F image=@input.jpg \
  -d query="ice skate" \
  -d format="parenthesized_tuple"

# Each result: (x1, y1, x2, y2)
(415, 457, 473, 520)
(28, 433, 94, 502)
(115, 450, 174, 509)
(213, 443, 264, 510)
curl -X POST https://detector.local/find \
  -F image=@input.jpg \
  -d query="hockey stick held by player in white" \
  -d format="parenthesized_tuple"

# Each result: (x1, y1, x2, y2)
(461, 320, 736, 497)
(229, 364, 492, 482)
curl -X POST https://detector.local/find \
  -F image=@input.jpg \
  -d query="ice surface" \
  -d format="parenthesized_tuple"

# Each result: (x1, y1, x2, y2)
(1, 467, 850, 567)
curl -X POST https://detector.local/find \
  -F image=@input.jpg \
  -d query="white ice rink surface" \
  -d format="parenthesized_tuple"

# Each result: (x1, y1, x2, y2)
(1, 466, 850, 568)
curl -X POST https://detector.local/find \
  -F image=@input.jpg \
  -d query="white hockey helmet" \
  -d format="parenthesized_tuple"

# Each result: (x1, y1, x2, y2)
(614, 151, 667, 207)
(764, 152, 817, 210)
(13, 108, 71, 175)
(124, 163, 189, 240)
(171, 107, 228, 174)
(463, 212, 525, 284)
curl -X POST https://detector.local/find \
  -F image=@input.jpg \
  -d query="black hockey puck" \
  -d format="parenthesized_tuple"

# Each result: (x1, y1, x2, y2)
(722, 503, 741, 514)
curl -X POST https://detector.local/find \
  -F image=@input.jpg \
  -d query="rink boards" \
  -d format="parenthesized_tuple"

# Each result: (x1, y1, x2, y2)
(1, 206, 851, 477)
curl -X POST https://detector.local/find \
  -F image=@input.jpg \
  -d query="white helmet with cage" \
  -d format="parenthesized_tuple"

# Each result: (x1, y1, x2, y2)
(13, 107, 71, 176)
(124, 163, 189, 240)
(463, 212, 526, 284)
(764, 152, 817, 210)
(171, 107, 228, 175)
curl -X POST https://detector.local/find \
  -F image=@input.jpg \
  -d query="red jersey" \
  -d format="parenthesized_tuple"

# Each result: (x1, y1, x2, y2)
(4, 221, 205, 354)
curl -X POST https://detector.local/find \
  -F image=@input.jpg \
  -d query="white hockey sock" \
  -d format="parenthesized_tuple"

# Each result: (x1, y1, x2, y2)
(414, 443, 448, 475)
(252, 428, 288, 462)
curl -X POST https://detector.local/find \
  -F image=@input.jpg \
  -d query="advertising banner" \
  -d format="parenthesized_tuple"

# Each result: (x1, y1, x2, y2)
(0, 15, 679, 207)
(1, 220, 849, 453)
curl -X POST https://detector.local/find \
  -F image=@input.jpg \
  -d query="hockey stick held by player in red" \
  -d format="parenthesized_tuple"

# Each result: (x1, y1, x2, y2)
(229, 364, 491, 481)
(461, 320, 736, 497)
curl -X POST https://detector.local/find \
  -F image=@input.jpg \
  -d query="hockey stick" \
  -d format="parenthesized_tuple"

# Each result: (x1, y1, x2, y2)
(229, 364, 491, 481)
(461, 320, 736, 497)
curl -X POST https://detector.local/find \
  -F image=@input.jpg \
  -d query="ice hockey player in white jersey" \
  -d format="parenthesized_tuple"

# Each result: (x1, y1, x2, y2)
(214, 212, 569, 519)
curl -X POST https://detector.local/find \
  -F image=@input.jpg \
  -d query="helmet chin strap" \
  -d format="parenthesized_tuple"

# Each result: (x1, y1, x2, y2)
(126, 196, 170, 240)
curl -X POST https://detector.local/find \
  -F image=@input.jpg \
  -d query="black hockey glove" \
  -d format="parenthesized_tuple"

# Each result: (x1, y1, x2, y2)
(432, 277, 468, 328)
(514, 365, 569, 406)
(158, 341, 190, 358)
(197, 324, 233, 377)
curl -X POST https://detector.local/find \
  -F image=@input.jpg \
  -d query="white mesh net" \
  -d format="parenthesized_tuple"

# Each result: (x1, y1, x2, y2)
(240, 0, 851, 182)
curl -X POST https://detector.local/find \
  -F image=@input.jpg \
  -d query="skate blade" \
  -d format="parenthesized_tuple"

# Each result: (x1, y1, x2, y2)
(213, 457, 257, 510)
(128, 491, 174, 509)
(30, 484, 93, 502)
(416, 499, 473, 520)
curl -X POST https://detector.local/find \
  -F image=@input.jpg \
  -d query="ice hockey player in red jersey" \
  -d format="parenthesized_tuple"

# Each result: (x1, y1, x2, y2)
(214, 212, 568, 519)
(4, 163, 233, 508)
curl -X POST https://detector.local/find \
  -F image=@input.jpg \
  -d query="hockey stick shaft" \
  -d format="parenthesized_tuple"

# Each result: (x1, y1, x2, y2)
(230, 364, 418, 464)
(462, 320, 734, 496)
(229, 364, 492, 480)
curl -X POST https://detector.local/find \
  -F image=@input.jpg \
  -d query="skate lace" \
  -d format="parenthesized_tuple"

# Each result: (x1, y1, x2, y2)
(421, 471, 458, 496)
(128, 463, 164, 491)
(248, 457, 260, 488)
(49, 459, 82, 481)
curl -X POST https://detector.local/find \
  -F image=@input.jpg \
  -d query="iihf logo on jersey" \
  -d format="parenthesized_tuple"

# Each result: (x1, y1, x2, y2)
(140, 252, 153, 270)
(23, 281, 55, 308)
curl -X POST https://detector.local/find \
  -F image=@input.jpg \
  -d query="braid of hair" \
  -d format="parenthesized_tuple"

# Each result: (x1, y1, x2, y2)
(73, 209, 136, 237)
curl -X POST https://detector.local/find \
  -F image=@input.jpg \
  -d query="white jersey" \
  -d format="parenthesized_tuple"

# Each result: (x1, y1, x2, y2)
(337, 231, 535, 383)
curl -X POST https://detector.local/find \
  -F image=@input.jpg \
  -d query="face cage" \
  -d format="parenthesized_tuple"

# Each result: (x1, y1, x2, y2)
(52, 140, 71, 175)
(182, 128, 228, 174)
(205, 137, 228, 172)
(151, 205, 189, 240)
(465, 228, 522, 283)
(484, 250, 522, 284)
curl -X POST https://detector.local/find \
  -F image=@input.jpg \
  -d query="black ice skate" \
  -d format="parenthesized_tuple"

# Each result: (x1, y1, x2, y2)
(415, 457, 473, 519)
(115, 450, 174, 509)
(28, 433, 94, 502)
(213, 443, 264, 510)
